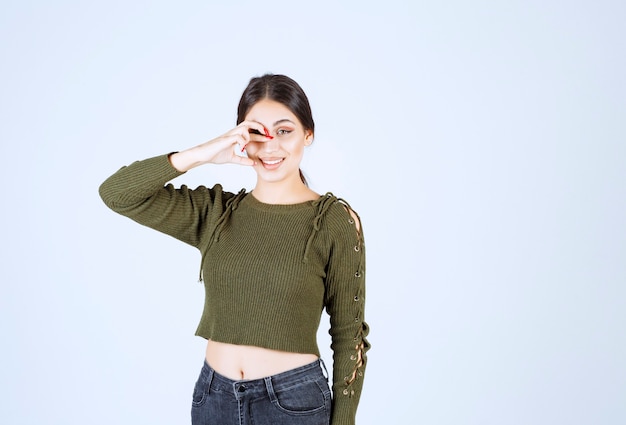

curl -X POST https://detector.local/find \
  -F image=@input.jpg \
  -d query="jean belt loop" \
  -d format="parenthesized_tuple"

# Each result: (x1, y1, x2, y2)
(264, 376, 277, 403)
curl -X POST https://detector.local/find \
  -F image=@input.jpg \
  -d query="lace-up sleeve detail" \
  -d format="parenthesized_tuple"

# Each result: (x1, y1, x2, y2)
(323, 198, 370, 425)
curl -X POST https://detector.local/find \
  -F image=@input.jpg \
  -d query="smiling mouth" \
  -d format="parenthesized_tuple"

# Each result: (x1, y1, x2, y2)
(260, 158, 284, 165)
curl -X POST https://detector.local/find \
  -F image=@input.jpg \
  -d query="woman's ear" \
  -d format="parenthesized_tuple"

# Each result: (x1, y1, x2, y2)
(304, 130, 314, 146)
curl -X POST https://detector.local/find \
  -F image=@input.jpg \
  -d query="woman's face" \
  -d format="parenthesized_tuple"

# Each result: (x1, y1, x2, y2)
(243, 98, 312, 185)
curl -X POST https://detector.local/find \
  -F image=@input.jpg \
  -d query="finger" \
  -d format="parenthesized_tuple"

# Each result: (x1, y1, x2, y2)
(231, 153, 255, 166)
(246, 128, 273, 143)
(228, 134, 247, 149)
(228, 135, 250, 157)
(239, 120, 274, 140)
(248, 133, 271, 143)
(239, 120, 266, 134)
(219, 124, 248, 142)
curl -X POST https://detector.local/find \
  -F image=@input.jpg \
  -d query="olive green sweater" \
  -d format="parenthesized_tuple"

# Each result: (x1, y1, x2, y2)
(99, 154, 369, 425)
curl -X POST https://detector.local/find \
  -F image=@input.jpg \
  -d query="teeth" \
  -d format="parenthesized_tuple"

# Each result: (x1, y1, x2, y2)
(263, 159, 282, 165)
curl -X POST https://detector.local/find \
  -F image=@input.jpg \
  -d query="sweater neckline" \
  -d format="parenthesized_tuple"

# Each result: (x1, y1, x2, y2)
(242, 192, 324, 212)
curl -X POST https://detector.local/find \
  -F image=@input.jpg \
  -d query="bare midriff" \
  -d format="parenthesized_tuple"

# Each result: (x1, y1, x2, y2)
(205, 340, 319, 380)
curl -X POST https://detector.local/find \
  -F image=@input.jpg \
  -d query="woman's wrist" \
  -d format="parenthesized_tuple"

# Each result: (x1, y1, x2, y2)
(168, 149, 204, 172)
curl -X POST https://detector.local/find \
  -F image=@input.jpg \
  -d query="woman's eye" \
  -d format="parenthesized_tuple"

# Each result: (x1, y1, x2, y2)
(276, 129, 292, 136)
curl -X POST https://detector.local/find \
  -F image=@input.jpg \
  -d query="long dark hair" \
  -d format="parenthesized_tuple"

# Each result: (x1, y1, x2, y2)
(236, 74, 314, 185)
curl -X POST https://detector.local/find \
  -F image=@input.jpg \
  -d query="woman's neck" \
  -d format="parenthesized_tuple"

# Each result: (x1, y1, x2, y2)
(251, 179, 318, 205)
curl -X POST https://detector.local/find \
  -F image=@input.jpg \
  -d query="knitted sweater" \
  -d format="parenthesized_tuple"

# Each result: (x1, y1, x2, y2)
(99, 154, 369, 425)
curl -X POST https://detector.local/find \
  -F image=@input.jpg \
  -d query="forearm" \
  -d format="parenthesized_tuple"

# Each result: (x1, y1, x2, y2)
(168, 147, 210, 172)
(98, 153, 229, 248)
(99, 154, 183, 210)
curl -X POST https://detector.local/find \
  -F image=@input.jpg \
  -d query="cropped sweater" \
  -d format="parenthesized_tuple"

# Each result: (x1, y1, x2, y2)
(99, 154, 370, 425)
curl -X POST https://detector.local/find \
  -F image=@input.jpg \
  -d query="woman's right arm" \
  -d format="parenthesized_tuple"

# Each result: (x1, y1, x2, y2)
(99, 121, 270, 247)
(99, 154, 218, 248)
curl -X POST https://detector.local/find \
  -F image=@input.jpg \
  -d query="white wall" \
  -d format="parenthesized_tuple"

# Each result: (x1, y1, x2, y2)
(1, 1, 624, 424)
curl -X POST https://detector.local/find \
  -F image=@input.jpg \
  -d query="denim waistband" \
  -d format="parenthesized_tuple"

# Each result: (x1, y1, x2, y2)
(199, 358, 327, 397)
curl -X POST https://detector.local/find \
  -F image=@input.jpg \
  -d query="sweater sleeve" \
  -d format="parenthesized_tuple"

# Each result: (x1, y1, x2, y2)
(324, 202, 370, 425)
(98, 154, 232, 249)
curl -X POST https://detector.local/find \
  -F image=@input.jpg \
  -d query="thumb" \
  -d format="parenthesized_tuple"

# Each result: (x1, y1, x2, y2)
(232, 155, 256, 166)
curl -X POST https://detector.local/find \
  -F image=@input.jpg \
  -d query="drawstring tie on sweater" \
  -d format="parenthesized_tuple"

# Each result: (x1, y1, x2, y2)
(198, 189, 246, 281)
(303, 192, 338, 263)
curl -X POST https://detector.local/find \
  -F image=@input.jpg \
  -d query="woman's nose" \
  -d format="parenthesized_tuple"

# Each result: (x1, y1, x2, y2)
(260, 137, 279, 152)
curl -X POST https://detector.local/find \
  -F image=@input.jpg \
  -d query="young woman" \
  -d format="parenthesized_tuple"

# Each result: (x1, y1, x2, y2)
(99, 74, 370, 425)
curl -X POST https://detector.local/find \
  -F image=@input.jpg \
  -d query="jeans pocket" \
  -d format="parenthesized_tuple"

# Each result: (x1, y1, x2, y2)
(272, 378, 330, 415)
(191, 376, 208, 407)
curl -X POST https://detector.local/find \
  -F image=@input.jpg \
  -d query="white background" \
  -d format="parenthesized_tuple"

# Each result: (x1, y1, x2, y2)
(1, 1, 624, 424)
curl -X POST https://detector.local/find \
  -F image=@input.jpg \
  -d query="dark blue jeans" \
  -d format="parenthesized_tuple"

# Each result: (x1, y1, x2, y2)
(191, 359, 332, 425)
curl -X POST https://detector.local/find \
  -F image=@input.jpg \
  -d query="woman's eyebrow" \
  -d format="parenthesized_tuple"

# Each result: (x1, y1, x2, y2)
(272, 119, 295, 126)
